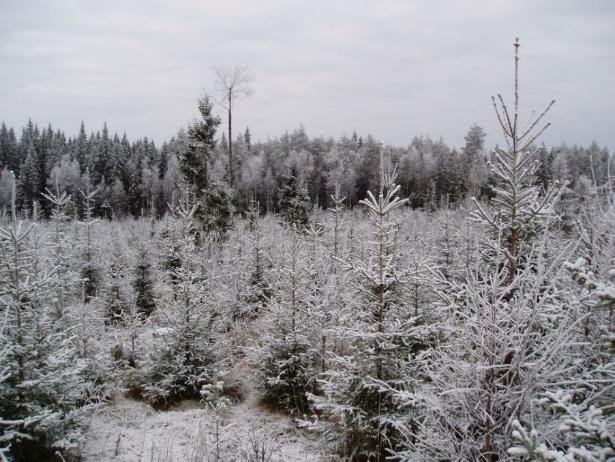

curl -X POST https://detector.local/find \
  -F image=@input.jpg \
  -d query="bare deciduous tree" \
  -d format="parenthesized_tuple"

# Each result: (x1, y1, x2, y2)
(213, 65, 254, 187)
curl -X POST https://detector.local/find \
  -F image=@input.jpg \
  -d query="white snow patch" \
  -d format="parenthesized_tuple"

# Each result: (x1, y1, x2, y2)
(81, 395, 330, 461)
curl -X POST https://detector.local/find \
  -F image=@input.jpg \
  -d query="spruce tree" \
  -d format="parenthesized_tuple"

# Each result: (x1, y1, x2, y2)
(0, 217, 87, 460)
(104, 240, 129, 324)
(238, 202, 271, 315)
(181, 95, 219, 194)
(78, 171, 100, 301)
(17, 143, 40, 214)
(180, 94, 234, 239)
(509, 180, 615, 460)
(313, 148, 436, 460)
(142, 198, 229, 408)
(403, 39, 568, 462)
(278, 163, 311, 228)
(41, 176, 74, 318)
(133, 244, 156, 319)
(257, 227, 316, 414)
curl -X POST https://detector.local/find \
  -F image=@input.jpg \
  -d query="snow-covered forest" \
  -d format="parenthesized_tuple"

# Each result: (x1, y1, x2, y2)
(0, 117, 612, 220)
(1, 38, 614, 462)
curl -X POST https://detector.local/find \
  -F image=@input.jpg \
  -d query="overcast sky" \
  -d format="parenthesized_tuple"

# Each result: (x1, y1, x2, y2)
(1, 0, 614, 150)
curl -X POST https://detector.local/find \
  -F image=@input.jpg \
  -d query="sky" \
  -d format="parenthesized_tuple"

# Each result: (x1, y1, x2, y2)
(1, 0, 614, 150)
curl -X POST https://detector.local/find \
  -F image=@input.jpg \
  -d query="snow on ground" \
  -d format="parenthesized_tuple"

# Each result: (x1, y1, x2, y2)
(82, 318, 334, 461)
(82, 394, 330, 461)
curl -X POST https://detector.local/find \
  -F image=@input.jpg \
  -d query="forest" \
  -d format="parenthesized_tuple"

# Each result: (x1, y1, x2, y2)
(0, 41, 614, 462)
(0, 113, 612, 221)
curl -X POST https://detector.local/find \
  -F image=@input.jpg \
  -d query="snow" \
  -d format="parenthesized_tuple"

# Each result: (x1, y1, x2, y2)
(82, 392, 329, 461)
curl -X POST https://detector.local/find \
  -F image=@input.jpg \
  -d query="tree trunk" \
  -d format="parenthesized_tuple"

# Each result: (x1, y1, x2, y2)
(228, 95, 233, 187)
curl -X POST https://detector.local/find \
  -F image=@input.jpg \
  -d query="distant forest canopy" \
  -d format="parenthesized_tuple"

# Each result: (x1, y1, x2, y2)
(0, 119, 611, 219)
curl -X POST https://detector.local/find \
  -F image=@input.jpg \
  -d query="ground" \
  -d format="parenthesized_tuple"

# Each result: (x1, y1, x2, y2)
(81, 317, 333, 461)
(82, 393, 331, 461)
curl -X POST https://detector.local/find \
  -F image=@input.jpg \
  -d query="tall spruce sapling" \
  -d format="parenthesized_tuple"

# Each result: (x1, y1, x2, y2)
(312, 145, 437, 460)
(132, 242, 156, 320)
(142, 198, 229, 408)
(41, 176, 73, 318)
(329, 183, 346, 259)
(159, 208, 185, 300)
(0, 209, 87, 460)
(471, 38, 558, 284)
(104, 239, 129, 324)
(434, 207, 462, 282)
(79, 170, 100, 301)
(400, 39, 572, 462)
(509, 182, 615, 460)
(257, 226, 316, 414)
(237, 201, 271, 316)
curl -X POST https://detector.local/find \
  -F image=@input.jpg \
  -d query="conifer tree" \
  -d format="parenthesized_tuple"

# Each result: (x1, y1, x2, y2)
(142, 198, 229, 408)
(509, 181, 615, 460)
(313, 147, 436, 460)
(0, 215, 87, 460)
(472, 39, 558, 284)
(278, 163, 311, 228)
(257, 227, 316, 414)
(401, 39, 569, 462)
(238, 201, 271, 315)
(180, 95, 234, 239)
(181, 95, 220, 194)
(17, 143, 40, 214)
(41, 176, 73, 318)
(104, 240, 129, 324)
(198, 178, 235, 240)
(133, 243, 156, 319)
(329, 183, 346, 259)
(79, 171, 100, 301)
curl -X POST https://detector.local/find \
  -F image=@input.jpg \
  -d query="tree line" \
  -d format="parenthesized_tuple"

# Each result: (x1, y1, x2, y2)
(0, 116, 611, 221)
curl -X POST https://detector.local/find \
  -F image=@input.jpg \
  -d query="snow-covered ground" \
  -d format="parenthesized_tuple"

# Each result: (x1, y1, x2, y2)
(82, 390, 331, 461)
(81, 313, 333, 461)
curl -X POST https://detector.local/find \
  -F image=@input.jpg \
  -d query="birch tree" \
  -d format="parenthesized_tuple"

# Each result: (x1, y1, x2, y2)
(213, 65, 254, 187)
